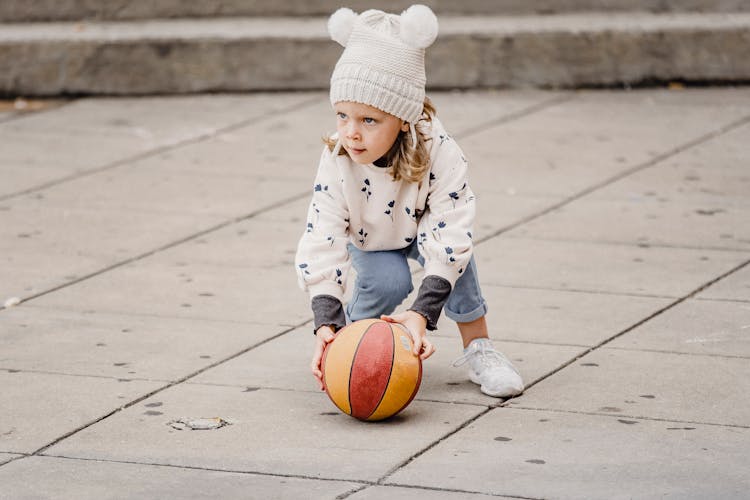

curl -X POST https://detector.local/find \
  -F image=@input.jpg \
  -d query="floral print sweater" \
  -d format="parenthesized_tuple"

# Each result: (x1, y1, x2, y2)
(295, 117, 476, 330)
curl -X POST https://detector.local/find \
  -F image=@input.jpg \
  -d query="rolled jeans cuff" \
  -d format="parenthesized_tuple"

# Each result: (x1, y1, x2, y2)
(445, 300, 488, 324)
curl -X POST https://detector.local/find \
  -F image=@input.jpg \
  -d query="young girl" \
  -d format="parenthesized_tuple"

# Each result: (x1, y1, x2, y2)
(295, 5, 524, 398)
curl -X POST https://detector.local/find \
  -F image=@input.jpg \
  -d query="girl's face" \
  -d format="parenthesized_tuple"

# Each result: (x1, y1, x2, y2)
(334, 101, 409, 165)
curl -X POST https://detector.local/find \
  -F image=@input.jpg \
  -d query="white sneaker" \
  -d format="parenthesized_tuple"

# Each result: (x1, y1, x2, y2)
(452, 338, 524, 398)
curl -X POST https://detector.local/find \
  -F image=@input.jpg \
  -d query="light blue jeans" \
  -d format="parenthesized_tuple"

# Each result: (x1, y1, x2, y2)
(346, 241, 488, 325)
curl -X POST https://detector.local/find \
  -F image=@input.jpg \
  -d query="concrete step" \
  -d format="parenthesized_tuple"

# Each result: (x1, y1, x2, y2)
(2, 13, 749, 95)
(2, 0, 749, 22)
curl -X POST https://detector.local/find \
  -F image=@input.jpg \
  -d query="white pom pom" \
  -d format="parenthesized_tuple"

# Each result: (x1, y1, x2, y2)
(328, 7, 357, 47)
(399, 4, 438, 49)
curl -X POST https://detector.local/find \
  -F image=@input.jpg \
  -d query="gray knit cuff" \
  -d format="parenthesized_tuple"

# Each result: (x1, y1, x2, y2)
(311, 295, 346, 334)
(409, 275, 452, 331)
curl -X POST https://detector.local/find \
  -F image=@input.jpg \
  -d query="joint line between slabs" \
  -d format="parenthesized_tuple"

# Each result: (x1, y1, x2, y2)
(602, 345, 750, 360)
(507, 405, 750, 429)
(336, 485, 370, 499)
(522, 257, 750, 392)
(454, 93, 576, 139)
(0, 453, 32, 468)
(0, 366, 168, 383)
(476, 113, 750, 246)
(33, 454, 375, 486)
(0, 190, 310, 311)
(477, 282, 678, 300)
(340, 482, 535, 500)
(29, 318, 311, 457)
(375, 406, 492, 485)
(0, 94, 321, 203)
(379, 482, 542, 500)
(500, 234, 750, 254)
(694, 296, 750, 304)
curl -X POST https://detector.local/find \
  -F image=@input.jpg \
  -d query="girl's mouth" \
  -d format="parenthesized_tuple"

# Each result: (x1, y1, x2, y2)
(349, 147, 366, 155)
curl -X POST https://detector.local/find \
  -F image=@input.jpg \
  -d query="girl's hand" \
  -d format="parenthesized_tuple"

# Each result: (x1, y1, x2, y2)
(381, 311, 435, 360)
(311, 325, 336, 390)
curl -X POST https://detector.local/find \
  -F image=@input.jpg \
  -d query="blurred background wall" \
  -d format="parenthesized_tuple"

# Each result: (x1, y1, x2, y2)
(1, 0, 749, 96)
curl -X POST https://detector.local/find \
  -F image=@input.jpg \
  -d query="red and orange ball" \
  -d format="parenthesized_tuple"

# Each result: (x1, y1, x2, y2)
(322, 318, 422, 421)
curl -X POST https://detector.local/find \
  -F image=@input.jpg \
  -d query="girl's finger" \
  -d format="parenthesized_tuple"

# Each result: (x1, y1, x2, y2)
(412, 337, 422, 356)
(420, 340, 435, 360)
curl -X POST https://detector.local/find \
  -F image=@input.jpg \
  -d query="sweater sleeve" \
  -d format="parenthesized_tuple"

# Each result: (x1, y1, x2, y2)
(295, 147, 351, 303)
(415, 136, 475, 288)
(409, 275, 452, 330)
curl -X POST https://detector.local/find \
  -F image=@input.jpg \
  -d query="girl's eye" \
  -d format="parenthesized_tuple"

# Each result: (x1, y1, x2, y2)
(363, 117, 376, 124)
(337, 112, 347, 119)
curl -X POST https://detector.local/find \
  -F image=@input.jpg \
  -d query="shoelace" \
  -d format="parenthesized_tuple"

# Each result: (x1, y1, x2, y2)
(452, 342, 520, 376)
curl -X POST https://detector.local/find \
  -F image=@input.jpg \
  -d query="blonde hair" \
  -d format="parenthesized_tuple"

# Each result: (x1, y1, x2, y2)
(324, 97, 436, 183)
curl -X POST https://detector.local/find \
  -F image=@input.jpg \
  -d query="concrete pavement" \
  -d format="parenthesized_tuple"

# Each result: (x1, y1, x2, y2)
(1, 88, 749, 498)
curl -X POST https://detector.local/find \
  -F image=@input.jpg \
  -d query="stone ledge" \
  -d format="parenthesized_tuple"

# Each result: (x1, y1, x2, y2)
(1, 13, 748, 95)
(2, 0, 749, 22)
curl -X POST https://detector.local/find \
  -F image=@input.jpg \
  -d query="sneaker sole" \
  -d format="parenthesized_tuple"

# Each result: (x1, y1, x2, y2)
(469, 370, 524, 398)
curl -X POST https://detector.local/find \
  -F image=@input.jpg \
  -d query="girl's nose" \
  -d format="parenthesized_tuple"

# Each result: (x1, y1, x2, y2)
(346, 123, 360, 139)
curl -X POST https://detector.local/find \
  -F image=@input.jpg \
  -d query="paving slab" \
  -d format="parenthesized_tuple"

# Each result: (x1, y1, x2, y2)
(607, 298, 750, 357)
(154, 100, 331, 182)
(585, 120, 750, 208)
(0, 94, 316, 198)
(30, 256, 310, 326)
(462, 89, 750, 198)
(190, 325, 583, 406)
(349, 485, 511, 500)
(26, 156, 309, 217)
(501, 120, 750, 250)
(0, 202, 224, 300)
(130, 213, 301, 270)
(0, 164, 81, 198)
(431, 284, 673, 347)
(0, 132, 151, 179)
(476, 237, 749, 298)
(0, 95, 327, 299)
(44, 385, 484, 482)
(695, 263, 750, 302)
(386, 407, 750, 499)
(506, 197, 750, 251)
(430, 90, 566, 138)
(472, 191, 563, 241)
(0, 305, 282, 380)
(0, 456, 359, 500)
(1, 94, 314, 140)
(510, 348, 750, 427)
(0, 371, 162, 454)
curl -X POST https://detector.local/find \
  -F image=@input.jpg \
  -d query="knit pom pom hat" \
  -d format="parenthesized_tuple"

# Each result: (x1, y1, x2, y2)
(328, 4, 438, 146)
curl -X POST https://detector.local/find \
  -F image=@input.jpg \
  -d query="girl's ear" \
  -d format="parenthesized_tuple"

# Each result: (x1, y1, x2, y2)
(401, 122, 410, 132)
